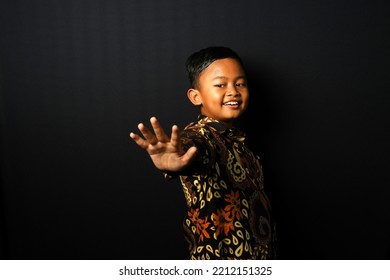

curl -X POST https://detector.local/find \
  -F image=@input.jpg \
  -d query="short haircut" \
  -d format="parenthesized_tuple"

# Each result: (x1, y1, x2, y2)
(185, 46, 244, 89)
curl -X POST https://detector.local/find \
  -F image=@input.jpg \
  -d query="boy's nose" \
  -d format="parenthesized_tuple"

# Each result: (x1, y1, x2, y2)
(227, 86, 240, 96)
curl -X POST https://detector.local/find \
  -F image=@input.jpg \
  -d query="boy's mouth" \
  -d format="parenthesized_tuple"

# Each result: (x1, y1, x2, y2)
(223, 101, 240, 107)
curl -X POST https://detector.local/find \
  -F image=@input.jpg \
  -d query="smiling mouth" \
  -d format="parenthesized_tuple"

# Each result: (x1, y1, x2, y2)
(223, 101, 240, 106)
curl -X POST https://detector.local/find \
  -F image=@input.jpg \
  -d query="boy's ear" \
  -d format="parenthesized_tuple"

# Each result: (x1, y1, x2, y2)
(187, 88, 202, 106)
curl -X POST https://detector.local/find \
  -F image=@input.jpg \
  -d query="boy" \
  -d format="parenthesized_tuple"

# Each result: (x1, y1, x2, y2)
(130, 46, 276, 260)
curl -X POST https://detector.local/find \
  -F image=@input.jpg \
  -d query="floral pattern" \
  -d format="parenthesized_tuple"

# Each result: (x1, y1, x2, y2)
(166, 115, 276, 260)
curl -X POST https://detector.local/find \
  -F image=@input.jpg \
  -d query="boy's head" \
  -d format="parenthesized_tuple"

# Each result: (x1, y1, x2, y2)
(185, 46, 245, 89)
(185, 46, 249, 128)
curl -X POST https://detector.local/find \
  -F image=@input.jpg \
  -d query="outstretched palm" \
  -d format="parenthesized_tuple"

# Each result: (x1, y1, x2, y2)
(130, 117, 197, 173)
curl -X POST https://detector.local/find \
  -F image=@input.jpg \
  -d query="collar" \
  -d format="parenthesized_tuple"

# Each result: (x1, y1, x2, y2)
(197, 115, 246, 142)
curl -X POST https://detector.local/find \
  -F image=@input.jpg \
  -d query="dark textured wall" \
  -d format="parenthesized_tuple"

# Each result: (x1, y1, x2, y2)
(1, 0, 389, 259)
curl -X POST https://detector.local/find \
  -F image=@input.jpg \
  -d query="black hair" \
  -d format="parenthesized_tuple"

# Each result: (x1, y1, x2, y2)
(185, 46, 245, 88)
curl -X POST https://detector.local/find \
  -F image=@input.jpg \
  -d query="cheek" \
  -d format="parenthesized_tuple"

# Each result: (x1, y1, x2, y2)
(241, 91, 249, 100)
(208, 90, 224, 102)
(242, 95, 250, 108)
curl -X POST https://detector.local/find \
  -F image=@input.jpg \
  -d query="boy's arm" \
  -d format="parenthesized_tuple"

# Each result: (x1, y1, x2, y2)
(129, 117, 197, 173)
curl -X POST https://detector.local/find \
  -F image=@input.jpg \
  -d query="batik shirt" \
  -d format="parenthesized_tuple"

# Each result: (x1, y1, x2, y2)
(166, 115, 276, 260)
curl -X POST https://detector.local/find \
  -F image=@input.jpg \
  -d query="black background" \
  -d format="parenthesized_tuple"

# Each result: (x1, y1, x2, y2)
(1, 0, 389, 259)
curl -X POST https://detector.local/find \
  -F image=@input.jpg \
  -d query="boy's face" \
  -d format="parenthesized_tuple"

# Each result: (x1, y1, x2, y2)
(189, 58, 249, 128)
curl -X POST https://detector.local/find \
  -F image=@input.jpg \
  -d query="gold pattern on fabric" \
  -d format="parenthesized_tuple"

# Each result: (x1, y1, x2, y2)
(165, 116, 276, 260)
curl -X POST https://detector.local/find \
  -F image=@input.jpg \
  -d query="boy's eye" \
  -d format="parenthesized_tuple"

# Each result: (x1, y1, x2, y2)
(215, 84, 226, 88)
(236, 83, 247, 87)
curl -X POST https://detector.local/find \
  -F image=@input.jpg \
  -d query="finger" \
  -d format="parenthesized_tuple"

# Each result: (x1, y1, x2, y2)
(170, 125, 181, 148)
(129, 132, 149, 149)
(181, 146, 197, 164)
(137, 122, 158, 144)
(150, 117, 170, 142)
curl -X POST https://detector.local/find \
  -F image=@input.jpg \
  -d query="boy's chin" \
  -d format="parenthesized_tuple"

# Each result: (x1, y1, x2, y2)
(225, 111, 245, 119)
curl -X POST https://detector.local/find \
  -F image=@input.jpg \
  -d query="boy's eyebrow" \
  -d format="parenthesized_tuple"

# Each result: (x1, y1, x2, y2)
(212, 75, 246, 80)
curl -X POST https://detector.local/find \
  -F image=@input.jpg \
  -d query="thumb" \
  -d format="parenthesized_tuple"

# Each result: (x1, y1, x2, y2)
(181, 146, 197, 165)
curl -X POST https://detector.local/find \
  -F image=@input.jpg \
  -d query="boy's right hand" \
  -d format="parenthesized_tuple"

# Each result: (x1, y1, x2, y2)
(129, 117, 197, 173)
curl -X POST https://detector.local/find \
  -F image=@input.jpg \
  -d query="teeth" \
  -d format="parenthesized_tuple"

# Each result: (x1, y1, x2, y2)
(224, 101, 239, 105)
